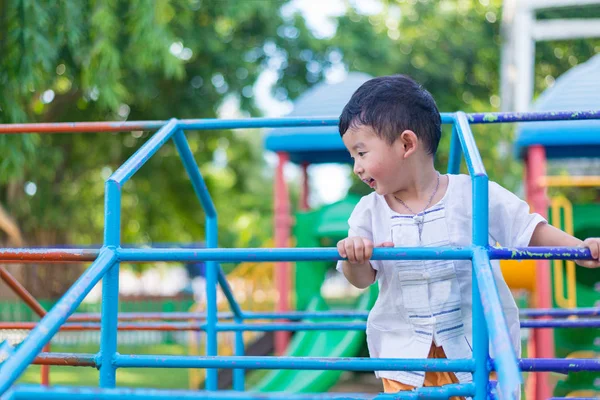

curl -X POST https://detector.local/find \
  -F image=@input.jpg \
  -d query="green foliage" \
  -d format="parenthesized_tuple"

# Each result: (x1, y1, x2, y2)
(0, 0, 330, 293)
(337, 0, 599, 194)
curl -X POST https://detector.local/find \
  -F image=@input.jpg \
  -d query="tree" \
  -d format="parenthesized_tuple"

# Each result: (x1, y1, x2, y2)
(330, 0, 600, 195)
(0, 0, 330, 297)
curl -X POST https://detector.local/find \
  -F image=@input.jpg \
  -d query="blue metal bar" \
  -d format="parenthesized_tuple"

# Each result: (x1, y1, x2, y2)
(117, 246, 474, 262)
(520, 319, 600, 328)
(176, 117, 339, 131)
(3, 110, 598, 135)
(99, 180, 121, 387)
(518, 358, 600, 373)
(113, 354, 475, 372)
(3, 385, 379, 400)
(218, 269, 243, 319)
(374, 383, 475, 399)
(0, 248, 117, 395)
(232, 315, 245, 391)
(171, 128, 221, 389)
(520, 307, 600, 318)
(172, 129, 216, 218)
(468, 109, 600, 124)
(489, 246, 592, 260)
(110, 119, 179, 185)
(471, 169, 491, 400)
(205, 218, 218, 390)
(447, 123, 462, 174)
(2, 385, 473, 400)
(472, 248, 521, 399)
(11, 317, 597, 332)
(2, 245, 593, 263)
(29, 352, 600, 373)
(454, 111, 486, 176)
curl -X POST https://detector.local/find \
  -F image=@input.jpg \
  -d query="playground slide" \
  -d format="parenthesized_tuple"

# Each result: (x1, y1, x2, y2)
(251, 285, 378, 393)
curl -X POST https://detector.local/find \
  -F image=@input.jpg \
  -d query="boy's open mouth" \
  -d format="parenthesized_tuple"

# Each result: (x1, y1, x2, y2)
(363, 178, 376, 188)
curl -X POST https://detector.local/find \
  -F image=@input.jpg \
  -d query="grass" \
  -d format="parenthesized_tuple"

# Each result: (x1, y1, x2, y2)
(17, 343, 192, 389)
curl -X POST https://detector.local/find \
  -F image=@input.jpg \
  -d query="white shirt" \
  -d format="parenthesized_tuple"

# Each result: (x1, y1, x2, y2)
(336, 174, 546, 386)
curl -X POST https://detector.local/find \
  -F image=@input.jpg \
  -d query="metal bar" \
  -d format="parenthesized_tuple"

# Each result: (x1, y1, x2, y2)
(0, 121, 165, 134)
(110, 119, 179, 185)
(63, 307, 600, 321)
(206, 220, 218, 390)
(468, 109, 600, 123)
(520, 307, 600, 318)
(1, 385, 379, 400)
(0, 245, 591, 263)
(232, 315, 245, 391)
(99, 180, 121, 388)
(520, 319, 600, 328)
(215, 323, 366, 332)
(2, 110, 598, 135)
(539, 175, 600, 188)
(4, 384, 477, 400)
(172, 129, 216, 217)
(0, 269, 52, 385)
(447, 122, 462, 174)
(455, 112, 486, 176)
(29, 353, 600, 373)
(117, 247, 474, 262)
(0, 266, 48, 317)
(489, 246, 592, 260)
(6, 318, 597, 332)
(518, 358, 600, 373)
(113, 354, 475, 372)
(472, 248, 521, 399)
(0, 248, 99, 262)
(0, 248, 117, 395)
(472, 171, 491, 400)
(32, 353, 97, 367)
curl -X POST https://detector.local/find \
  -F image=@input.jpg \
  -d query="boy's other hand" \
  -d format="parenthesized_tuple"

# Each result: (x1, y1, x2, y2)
(577, 238, 600, 268)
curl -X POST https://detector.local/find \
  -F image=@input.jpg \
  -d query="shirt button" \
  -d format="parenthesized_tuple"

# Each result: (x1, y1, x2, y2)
(422, 272, 430, 279)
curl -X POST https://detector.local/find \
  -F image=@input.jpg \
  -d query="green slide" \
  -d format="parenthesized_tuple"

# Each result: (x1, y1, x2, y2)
(251, 285, 378, 393)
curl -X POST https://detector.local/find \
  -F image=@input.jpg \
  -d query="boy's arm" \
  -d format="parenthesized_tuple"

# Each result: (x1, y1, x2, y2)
(339, 260, 377, 289)
(529, 223, 582, 247)
(529, 223, 600, 268)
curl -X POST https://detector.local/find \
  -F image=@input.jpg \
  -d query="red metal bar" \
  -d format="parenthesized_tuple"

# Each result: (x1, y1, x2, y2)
(300, 162, 310, 211)
(0, 322, 205, 331)
(274, 152, 291, 355)
(0, 121, 163, 134)
(0, 266, 51, 385)
(68, 312, 209, 322)
(0, 266, 47, 317)
(0, 249, 99, 263)
(33, 352, 97, 367)
(526, 145, 553, 400)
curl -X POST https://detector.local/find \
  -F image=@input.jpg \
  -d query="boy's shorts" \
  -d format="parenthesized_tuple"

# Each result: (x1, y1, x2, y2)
(381, 343, 466, 400)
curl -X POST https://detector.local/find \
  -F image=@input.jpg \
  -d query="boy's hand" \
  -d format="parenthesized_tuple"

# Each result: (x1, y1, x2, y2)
(577, 238, 600, 268)
(337, 237, 394, 264)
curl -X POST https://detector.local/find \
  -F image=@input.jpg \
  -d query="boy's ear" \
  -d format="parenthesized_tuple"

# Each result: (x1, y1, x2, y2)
(399, 130, 419, 157)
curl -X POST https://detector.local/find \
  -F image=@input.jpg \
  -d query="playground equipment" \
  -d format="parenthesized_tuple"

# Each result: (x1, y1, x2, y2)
(514, 53, 600, 399)
(0, 110, 598, 400)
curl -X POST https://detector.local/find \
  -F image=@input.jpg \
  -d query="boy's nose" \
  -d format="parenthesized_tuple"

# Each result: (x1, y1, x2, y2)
(353, 161, 363, 175)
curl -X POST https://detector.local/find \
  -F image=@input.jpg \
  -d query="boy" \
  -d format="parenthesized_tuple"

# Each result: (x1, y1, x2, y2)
(335, 75, 600, 396)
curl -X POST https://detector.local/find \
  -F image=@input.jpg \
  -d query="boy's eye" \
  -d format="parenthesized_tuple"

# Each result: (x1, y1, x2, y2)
(357, 151, 366, 157)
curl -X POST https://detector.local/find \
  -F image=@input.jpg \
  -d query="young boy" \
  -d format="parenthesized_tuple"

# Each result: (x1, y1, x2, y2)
(335, 74, 600, 396)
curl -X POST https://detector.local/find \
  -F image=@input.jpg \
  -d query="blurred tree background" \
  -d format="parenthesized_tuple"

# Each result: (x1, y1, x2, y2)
(0, 0, 598, 297)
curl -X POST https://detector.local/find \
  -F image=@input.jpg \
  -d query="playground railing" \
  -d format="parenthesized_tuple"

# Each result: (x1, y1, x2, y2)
(1, 111, 599, 399)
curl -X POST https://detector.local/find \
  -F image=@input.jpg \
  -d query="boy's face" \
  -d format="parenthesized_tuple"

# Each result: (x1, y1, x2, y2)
(342, 124, 407, 195)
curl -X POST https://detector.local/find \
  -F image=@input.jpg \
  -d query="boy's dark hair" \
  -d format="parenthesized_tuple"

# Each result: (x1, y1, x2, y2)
(339, 75, 442, 155)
